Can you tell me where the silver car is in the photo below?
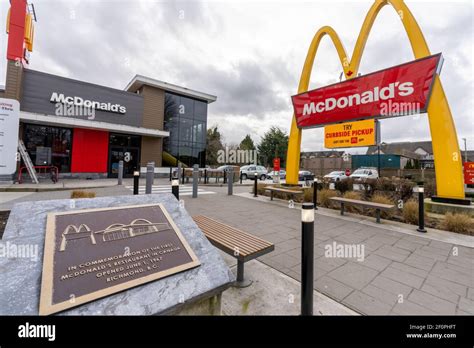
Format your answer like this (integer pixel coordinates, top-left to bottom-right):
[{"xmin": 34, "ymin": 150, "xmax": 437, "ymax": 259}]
[{"xmin": 240, "ymin": 165, "xmax": 268, "ymax": 180}]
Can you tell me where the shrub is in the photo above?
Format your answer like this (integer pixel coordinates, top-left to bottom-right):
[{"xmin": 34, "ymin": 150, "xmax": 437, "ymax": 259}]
[
  {"xmin": 319, "ymin": 189, "xmax": 338, "ymax": 208},
  {"xmin": 303, "ymin": 188, "xmax": 313, "ymax": 203},
  {"xmin": 423, "ymin": 179, "xmax": 437, "ymax": 198},
  {"xmin": 335, "ymin": 178, "xmax": 352, "ymax": 194},
  {"xmin": 398, "ymin": 179, "xmax": 415, "ymax": 201},
  {"xmin": 371, "ymin": 193, "xmax": 395, "ymax": 219},
  {"xmin": 441, "ymin": 213, "xmax": 472, "ymax": 234},
  {"xmin": 376, "ymin": 178, "xmax": 396, "ymax": 192},
  {"xmin": 70, "ymin": 190, "xmax": 96, "ymax": 199},
  {"xmin": 342, "ymin": 191, "xmax": 362, "ymax": 200},
  {"xmin": 402, "ymin": 199, "xmax": 419, "ymax": 224}
]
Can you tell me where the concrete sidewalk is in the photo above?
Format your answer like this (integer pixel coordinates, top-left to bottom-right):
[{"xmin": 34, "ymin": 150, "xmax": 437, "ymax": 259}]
[
  {"xmin": 0, "ymin": 178, "xmax": 121, "ymax": 192},
  {"xmin": 182, "ymin": 191, "xmax": 474, "ymax": 315}
]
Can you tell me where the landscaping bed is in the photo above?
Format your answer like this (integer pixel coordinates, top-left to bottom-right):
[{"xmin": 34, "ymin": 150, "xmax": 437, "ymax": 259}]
[{"xmin": 253, "ymin": 178, "xmax": 474, "ymax": 235}]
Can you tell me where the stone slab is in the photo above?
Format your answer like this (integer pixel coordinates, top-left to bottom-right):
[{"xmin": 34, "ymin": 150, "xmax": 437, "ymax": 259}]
[{"xmin": 0, "ymin": 194, "xmax": 234, "ymax": 315}]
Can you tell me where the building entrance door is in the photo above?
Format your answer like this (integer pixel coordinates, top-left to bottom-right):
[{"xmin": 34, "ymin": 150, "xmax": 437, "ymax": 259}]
[
  {"xmin": 108, "ymin": 147, "xmax": 140, "ymax": 178},
  {"xmin": 108, "ymin": 133, "xmax": 141, "ymax": 178}
]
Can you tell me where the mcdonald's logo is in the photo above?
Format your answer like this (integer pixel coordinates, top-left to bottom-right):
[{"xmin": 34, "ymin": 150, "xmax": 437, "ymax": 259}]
[{"xmin": 285, "ymin": 0, "xmax": 465, "ymax": 201}]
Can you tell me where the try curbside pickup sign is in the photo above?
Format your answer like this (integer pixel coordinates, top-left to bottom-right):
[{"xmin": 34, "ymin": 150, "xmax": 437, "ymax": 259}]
[
  {"xmin": 325, "ymin": 119, "xmax": 375, "ymax": 148},
  {"xmin": 292, "ymin": 54, "xmax": 442, "ymax": 129}
]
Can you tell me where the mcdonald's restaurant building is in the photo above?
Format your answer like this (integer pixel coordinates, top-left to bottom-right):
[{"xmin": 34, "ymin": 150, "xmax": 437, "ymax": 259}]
[{"xmin": 0, "ymin": 61, "xmax": 216, "ymax": 178}]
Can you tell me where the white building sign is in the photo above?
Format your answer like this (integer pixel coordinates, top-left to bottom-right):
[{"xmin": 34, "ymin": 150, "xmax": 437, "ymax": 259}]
[{"xmin": 0, "ymin": 98, "xmax": 20, "ymax": 175}]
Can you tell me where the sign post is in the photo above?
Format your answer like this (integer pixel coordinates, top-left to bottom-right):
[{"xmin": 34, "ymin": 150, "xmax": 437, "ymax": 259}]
[
  {"xmin": 0, "ymin": 98, "xmax": 20, "ymax": 176},
  {"xmin": 273, "ymin": 158, "xmax": 280, "ymax": 184}
]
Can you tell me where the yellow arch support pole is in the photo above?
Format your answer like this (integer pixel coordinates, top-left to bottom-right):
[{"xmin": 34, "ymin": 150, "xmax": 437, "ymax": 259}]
[{"xmin": 285, "ymin": 0, "xmax": 464, "ymax": 199}]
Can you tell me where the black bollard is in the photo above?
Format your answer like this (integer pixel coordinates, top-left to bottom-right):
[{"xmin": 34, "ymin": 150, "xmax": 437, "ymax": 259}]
[
  {"xmin": 240, "ymin": 171, "xmax": 243, "ymax": 184},
  {"xmin": 301, "ymin": 203, "xmax": 314, "ymax": 316},
  {"xmin": 414, "ymin": 184, "xmax": 426, "ymax": 233},
  {"xmin": 253, "ymin": 172, "xmax": 258, "ymax": 197},
  {"xmin": 133, "ymin": 169, "xmax": 140, "ymax": 195},
  {"xmin": 169, "ymin": 167, "xmax": 172, "ymax": 181},
  {"xmin": 313, "ymin": 179, "xmax": 318, "ymax": 210}
]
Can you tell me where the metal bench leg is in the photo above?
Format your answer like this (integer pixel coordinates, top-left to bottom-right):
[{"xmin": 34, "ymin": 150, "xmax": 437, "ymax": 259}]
[
  {"xmin": 233, "ymin": 260, "xmax": 252, "ymax": 288},
  {"xmin": 341, "ymin": 203, "xmax": 345, "ymax": 215},
  {"xmin": 376, "ymin": 209, "xmax": 381, "ymax": 223}
]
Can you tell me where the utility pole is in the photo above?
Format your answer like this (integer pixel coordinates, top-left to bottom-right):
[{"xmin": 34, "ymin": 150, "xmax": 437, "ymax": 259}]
[
  {"xmin": 462, "ymin": 138, "xmax": 467, "ymax": 163},
  {"xmin": 376, "ymin": 120, "xmax": 381, "ymax": 177}
]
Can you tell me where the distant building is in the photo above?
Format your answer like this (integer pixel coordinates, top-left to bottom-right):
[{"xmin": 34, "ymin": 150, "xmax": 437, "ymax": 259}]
[
  {"xmin": 367, "ymin": 141, "xmax": 433, "ymax": 169},
  {"xmin": 300, "ymin": 151, "xmax": 350, "ymax": 175}
]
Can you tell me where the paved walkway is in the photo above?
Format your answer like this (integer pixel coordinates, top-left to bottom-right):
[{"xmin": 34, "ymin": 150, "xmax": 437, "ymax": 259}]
[{"xmin": 182, "ymin": 191, "xmax": 474, "ymax": 315}]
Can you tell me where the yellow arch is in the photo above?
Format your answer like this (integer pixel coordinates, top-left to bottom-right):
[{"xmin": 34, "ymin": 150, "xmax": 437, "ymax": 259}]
[{"xmin": 286, "ymin": 0, "xmax": 464, "ymax": 200}]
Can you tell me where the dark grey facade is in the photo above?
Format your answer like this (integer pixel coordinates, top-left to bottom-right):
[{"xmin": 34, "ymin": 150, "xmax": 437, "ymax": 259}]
[{"xmin": 21, "ymin": 69, "xmax": 144, "ymax": 127}]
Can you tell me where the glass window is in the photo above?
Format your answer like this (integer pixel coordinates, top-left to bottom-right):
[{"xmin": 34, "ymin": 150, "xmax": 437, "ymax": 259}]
[
  {"xmin": 164, "ymin": 93, "xmax": 179, "ymax": 121},
  {"xmin": 179, "ymin": 96, "xmax": 194, "ymax": 119},
  {"xmin": 23, "ymin": 124, "xmax": 72, "ymax": 172},
  {"xmin": 192, "ymin": 120, "xmax": 206, "ymax": 144},
  {"xmin": 110, "ymin": 134, "xmax": 141, "ymax": 148},
  {"xmin": 179, "ymin": 118, "xmax": 194, "ymax": 142},
  {"xmin": 194, "ymin": 100, "xmax": 207, "ymax": 121},
  {"xmin": 164, "ymin": 93, "xmax": 209, "ymax": 168}
]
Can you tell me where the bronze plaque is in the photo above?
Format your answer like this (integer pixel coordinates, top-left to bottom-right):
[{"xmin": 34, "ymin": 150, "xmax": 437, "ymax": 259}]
[{"xmin": 39, "ymin": 203, "xmax": 200, "ymax": 315}]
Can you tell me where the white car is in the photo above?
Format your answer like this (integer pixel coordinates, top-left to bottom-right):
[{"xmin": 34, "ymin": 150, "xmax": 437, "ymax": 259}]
[
  {"xmin": 350, "ymin": 168, "xmax": 379, "ymax": 180},
  {"xmin": 324, "ymin": 171, "xmax": 348, "ymax": 182}
]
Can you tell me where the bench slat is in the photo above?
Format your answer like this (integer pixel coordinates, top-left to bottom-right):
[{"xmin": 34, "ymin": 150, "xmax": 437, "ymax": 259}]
[
  {"xmin": 195, "ymin": 222, "xmax": 261, "ymax": 255},
  {"xmin": 264, "ymin": 186, "xmax": 303, "ymax": 194},
  {"xmin": 194, "ymin": 222, "xmax": 268, "ymax": 252},
  {"xmin": 192, "ymin": 215, "xmax": 274, "ymax": 260},
  {"xmin": 330, "ymin": 197, "xmax": 394, "ymax": 209}
]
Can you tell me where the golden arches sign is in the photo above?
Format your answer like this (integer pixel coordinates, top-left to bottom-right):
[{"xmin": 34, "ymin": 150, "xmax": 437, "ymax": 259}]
[{"xmin": 286, "ymin": 0, "xmax": 465, "ymax": 200}]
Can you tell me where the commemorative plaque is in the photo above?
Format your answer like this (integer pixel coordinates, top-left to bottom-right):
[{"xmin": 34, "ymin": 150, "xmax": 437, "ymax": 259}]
[{"xmin": 39, "ymin": 203, "xmax": 200, "ymax": 315}]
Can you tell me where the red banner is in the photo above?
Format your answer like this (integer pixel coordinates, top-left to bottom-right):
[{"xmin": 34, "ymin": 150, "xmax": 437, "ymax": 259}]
[{"xmin": 292, "ymin": 54, "xmax": 442, "ymax": 128}]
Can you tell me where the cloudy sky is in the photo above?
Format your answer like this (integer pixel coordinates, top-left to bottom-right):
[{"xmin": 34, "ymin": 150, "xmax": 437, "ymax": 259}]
[{"xmin": 0, "ymin": 0, "xmax": 472, "ymax": 153}]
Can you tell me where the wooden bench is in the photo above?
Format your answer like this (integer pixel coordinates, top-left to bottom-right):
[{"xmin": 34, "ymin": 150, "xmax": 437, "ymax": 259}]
[
  {"xmin": 192, "ymin": 215, "xmax": 274, "ymax": 287},
  {"xmin": 264, "ymin": 186, "xmax": 304, "ymax": 201},
  {"xmin": 329, "ymin": 197, "xmax": 395, "ymax": 223}
]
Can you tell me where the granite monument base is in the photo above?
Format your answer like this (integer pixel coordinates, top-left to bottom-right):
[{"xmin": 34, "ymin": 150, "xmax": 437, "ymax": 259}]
[{"xmin": 0, "ymin": 193, "xmax": 234, "ymax": 315}]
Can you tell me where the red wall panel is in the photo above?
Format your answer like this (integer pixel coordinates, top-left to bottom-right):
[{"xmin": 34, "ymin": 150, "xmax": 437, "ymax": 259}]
[{"xmin": 71, "ymin": 129, "xmax": 108, "ymax": 173}]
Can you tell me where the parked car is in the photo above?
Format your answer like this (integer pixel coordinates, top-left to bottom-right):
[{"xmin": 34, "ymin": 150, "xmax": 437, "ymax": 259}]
[
  {"xmin": 324, "ymin": 171, "xmax": 349, "ymax": 182},
  {"xmin": 349, "ymin": 167, "xmax": 379, "ymax": 180},
  {"xmin": 267, "ymin": 169, "xmax": 286, "ymax": 179},
  {"xmin": 298, "ymin": 170, "xmax": 314, "ymax": 181},
  {"xmin": 240, "ymin": 165, "xmax": 268, "ymax": 180},
  {"xmin": 217, "ymin": 165, "xmax": 236, "ymax": 173}
]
